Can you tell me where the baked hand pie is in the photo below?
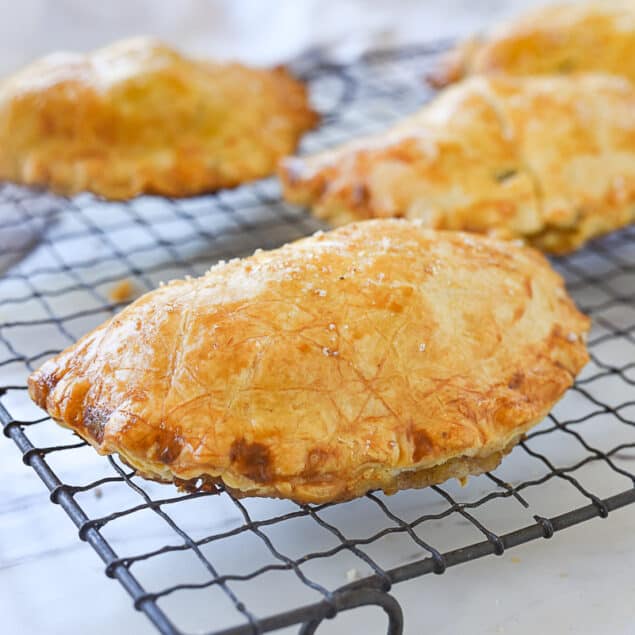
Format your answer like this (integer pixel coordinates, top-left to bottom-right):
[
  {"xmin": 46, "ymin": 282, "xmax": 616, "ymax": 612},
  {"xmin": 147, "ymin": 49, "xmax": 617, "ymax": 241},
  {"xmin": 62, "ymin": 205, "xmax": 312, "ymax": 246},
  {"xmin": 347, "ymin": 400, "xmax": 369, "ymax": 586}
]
[
  {"xmin": 0, "ymin": 37, "xmax": 317, "ymax": 199},
  {"xmin": 429, "ymin": 1, "xmax": 635, "ymax": 87},
  {"xmin": 280, "ymin": 74, "xmax": 635, "ymax": 254},
  {"xmin": 28, "ymin": 220, "xmax": 590, "ymax": 504}
]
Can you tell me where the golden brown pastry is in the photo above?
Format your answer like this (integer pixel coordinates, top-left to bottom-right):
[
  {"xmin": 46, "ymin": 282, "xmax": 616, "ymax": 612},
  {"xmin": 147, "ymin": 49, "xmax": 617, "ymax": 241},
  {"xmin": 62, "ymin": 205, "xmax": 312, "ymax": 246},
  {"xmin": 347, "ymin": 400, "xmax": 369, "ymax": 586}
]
[
  {"xmin": 429, "ymin": 1, "xmax": 635, "ymax": 87},
  {"xmin": 280, "ymin": 74, "xmax": 635, "ymax": 254},
  {"xmin": 28, "ymin": 220, "xmax": 590, "ymax": 504},
  {"xmin": 0, "ymin": 37, "xmax": 317, "ymax": 199}
]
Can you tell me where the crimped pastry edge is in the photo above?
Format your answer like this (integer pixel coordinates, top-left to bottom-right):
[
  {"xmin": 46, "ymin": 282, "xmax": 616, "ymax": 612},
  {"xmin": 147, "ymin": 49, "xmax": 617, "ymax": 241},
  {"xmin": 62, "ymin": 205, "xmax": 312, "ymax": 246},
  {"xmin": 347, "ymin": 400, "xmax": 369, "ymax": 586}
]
[
  {"xmin": 49, "ymin": 413, "xmax": 538, "ymax": 504},
  {"xmin": 27, "ymin": 222, "xmax": 590, "ymax": 504},
  {"xmin": 278, "ymin": 74, "xmax": 635, "ymax": 254}
]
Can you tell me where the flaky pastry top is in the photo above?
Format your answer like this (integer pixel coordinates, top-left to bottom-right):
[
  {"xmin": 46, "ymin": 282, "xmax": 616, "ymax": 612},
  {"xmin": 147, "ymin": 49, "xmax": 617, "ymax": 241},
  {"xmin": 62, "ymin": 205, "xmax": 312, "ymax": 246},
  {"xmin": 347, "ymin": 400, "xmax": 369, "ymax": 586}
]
[
  {"xmin": 429, "ymin": 1, "xmax": 635, "ymax": 87},
  {"xmin": 29, "ymin": 220, "xmax": 589, "ymax": 503},
  {"xmin": 280, "ymin": 74, "xmax": 635, "ymax": 253},
  {"xmin": 0, "ymin": 37, "xmax": 317, "ymax": 199}
]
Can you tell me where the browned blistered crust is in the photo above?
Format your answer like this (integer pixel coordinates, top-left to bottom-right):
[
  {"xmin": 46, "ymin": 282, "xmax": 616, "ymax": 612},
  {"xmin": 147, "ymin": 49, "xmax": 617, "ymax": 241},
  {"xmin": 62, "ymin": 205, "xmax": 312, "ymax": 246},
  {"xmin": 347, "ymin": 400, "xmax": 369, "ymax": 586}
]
[
  {"xmin": 279, "ymin": 74, "xmax": 635, "ymax": 254},
  {"xmin": 170, "ymin": 436, "xmax": 520, "ymax": 500},
  {"xmin": 0, "ymin": 37, "xmax": 318, "ymax": 200},
  {"xmin": 28, "ymin": 220, "xmax": 590, "ymax": 504},
  {"xmin": 429, "ymin": 1, "xmax": 635, "ymax": 88}
]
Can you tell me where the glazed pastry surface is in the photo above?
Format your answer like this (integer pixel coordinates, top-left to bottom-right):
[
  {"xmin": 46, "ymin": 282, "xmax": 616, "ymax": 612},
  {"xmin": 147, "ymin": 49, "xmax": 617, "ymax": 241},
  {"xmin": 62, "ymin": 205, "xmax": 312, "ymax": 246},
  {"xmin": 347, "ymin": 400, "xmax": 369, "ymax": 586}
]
[
  {"xmin": 29, "ymin": 220, "xmax": 590, "ymax": 503},
  {"xmin": 429, "ymin": 1, "xmax": 635, "ymax": 87},
  {"xmin": 280, "ymin": 74, "xmax": 635, "ymax": 253},
  {"xmin": 0, "ymin": 37, "xmax": 317, "ymax": 199}
]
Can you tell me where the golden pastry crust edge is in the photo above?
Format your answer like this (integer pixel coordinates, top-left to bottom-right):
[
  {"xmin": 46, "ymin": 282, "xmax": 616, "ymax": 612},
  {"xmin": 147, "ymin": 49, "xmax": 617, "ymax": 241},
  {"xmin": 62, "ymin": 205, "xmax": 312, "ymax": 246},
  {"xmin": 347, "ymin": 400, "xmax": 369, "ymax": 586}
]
[
  {"xmin": 27, "ymin": 223, "xmax": 591, "ymax": 504},
  {"xmin": 29, "ymin": 328, "xmax": 586, "ymax": 504},
  {"xmin": 0, "ymin": 41, "xmax": 319, "ymax": 200},
  {"xmin": 43, "ymin": 412, "xmax": 533, "ymax": 504},
  {"xmin": 278, "ymin": 74, "xmax": 635, "ymax": 255},
  {"xmin": 426, "ymin": 1, "xmax": 635, "ymax": 87}
]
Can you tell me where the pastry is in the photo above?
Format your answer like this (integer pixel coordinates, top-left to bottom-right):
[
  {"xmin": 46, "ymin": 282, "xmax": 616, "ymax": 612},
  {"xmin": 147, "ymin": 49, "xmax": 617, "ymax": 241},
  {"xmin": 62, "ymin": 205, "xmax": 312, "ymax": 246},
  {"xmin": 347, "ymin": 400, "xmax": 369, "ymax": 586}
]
[
  {"xmin": 280, "ymin": 74, "xmax": 635, "ymax": 254},
  {"xmin": 428, "ymin": 1, "xmax": 635, "ymax": 87},
  {"xmin": 0, "ymin": 37, "xmax": 317, "ymax": 199},
  {"xmin": 28, "ymin": 220, "xmax": 590, "ymax": 504}
]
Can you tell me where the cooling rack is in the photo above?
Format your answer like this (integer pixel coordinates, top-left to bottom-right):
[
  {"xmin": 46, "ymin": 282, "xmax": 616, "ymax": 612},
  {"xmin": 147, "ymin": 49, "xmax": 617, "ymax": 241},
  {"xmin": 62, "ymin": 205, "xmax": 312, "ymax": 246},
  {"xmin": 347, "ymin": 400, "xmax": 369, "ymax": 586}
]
[{"xmin": 1, "ymin": 43, "xmax": 635, "ymax": 635}]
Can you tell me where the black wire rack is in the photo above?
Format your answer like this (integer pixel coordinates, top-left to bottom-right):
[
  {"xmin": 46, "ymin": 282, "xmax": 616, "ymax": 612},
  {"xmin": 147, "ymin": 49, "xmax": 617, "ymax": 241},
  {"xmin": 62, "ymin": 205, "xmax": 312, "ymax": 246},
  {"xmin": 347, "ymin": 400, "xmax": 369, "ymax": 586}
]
[{"xmin": 2, "ymin": 43, "xmax": 635, "ymax": 635}]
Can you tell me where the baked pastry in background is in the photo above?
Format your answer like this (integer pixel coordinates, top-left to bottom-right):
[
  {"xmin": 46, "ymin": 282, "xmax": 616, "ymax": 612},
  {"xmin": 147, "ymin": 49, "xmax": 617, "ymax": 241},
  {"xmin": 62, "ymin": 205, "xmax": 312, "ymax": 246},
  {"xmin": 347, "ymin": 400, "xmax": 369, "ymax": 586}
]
[
  {"xmin": 29, "ymin": 220, "xmax": 590, "ymax": 504},
  {"xmin": 280, "ymin": 74, "xmax": 635, "ymax": 254},
  {"xmin": 428, "ymin": 1, "xmax": 635, "ymax": 87},
  {"xmin": 0, "ymin": 37, "xmax": 317, "ymax": 199}
]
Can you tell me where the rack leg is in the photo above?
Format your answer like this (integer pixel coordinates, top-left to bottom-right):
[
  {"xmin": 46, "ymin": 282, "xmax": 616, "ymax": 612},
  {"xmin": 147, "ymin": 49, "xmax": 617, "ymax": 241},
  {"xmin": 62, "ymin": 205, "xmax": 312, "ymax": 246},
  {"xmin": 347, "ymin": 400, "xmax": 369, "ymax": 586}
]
[{"xmin": 298, "ymin": 588, "xmax": 403, "ymax": 635}]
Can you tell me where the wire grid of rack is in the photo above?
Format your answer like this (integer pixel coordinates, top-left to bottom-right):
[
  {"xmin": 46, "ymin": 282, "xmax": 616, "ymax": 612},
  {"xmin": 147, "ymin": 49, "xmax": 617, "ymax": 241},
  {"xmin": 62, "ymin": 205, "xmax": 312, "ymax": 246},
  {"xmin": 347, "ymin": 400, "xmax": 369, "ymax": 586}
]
[{"xmin": 1, "ymin": 43, "xmax": 635, "ymax": 635}]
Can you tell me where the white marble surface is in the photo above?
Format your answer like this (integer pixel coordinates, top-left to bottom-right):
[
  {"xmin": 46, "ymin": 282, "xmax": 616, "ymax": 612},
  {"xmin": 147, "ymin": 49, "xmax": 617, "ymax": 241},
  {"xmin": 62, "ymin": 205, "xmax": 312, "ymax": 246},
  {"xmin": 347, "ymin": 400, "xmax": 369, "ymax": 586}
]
[
  {"xmin": 1, "ymin": 1, "xmax": 635, "ymax": 634},
  {"xmin": 2, "ymin": 446, "xmax": 634, "ymax": 635}
]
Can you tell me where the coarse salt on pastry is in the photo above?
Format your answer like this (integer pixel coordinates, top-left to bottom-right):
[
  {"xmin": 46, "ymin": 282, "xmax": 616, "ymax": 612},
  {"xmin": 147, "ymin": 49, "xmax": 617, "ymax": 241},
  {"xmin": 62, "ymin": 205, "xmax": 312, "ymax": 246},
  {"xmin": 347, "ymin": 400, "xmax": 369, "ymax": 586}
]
[{"xmin": 28, "ymin": 220, "xmax": 590, "ymax": 503}]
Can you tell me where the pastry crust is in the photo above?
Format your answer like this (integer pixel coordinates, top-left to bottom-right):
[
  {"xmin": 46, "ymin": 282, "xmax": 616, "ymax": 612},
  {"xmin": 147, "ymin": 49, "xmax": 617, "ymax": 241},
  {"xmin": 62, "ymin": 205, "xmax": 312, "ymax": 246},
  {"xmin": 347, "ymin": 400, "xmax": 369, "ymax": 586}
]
[
  {"xmin": 0, "ymin": 37, "xmax": 317, "ymax": 199},
  {"xmin": 280, "ymin": 74, "xmax": 635, "ymax": 254},
  {"xmin": 28, "ymin": 220, "xmax": 590, "ymax": 503},
  {"xmin": 428, "ymin": 1, "xmax": 635, "ymax": 87}
]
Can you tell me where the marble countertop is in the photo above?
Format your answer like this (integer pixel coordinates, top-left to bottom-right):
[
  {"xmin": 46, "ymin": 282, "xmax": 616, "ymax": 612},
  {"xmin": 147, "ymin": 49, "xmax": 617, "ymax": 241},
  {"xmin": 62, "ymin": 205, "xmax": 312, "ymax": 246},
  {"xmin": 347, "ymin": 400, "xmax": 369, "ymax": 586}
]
[
  {"xmin": 2, "ymin": 444, "xmax": 634, "ymax": 635},
  {"xmin": 1, "ymin": 1, "xmax": 634, "ymax": 634}
]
